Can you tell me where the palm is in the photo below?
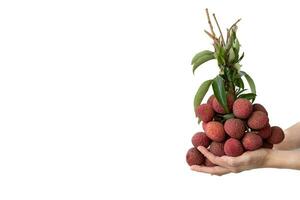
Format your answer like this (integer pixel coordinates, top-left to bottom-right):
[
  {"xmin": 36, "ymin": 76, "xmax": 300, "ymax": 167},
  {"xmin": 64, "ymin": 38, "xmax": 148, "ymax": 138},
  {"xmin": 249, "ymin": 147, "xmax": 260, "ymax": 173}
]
[{"xmin": 191, "ymin": 146, "xmax": 270, "ymax": 175}]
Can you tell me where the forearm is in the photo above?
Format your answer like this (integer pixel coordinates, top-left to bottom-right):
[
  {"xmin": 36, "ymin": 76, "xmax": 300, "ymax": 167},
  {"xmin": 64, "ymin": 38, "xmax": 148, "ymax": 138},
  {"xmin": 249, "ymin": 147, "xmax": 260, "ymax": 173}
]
[
  {"xmin": 264, "ymin": 149, "xmax": 300, "ymax": 170},
  {"xmin": 274, "ymin": 122, "xmax": 300, "ymax": 150}
]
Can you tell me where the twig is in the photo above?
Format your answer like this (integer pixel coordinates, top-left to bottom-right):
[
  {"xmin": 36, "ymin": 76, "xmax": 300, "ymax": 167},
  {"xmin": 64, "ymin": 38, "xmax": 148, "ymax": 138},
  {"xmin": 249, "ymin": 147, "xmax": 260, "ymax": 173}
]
[
  {"xmin": 212, "ymin": 13, "xmax": 225, "ymax": 46},
  {"xmin": 226, "ymin": 28, "xmax": 230, "ymax": 43},
  {"xmin": 205, "ymin": 8, "xmax": 216, "ymax": 38},
  {"xmin": 204, "ymin": 30, "xmax": 219, "ymax": 44},
  {"xmin": 229, "ymin": 18, "xmax": 242, "ymax": 30}
]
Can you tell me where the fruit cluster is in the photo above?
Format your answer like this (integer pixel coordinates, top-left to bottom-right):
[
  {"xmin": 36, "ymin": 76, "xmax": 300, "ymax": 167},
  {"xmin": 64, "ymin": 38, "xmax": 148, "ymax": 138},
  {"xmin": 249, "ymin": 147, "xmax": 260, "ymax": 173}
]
[{"xmin": 186, "ymin": 96, "xmax": 285, "ymax": 166}]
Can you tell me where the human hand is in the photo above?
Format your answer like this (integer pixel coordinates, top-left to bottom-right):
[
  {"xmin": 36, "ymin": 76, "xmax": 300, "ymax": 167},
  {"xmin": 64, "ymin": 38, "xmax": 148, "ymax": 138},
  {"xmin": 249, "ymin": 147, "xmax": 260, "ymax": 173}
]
[{"xmin": 191, "ymin": 146, "xmax": 271, "ymax": 176}]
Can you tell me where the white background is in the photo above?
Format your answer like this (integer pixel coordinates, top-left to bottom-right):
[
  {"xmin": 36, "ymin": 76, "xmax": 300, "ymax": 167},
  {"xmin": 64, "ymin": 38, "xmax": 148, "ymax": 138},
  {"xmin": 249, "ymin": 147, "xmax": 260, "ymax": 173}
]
[{"xmin": 0, "ymin": 0, "xmax": 299, "ymax": 199}]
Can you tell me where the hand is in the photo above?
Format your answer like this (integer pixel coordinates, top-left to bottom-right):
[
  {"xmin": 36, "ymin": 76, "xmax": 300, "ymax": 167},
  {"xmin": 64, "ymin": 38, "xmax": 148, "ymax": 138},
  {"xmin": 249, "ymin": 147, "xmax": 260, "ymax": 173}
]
[{"xmin": 191, "ymin": 146, "xmax": 271, "ymax": 176}]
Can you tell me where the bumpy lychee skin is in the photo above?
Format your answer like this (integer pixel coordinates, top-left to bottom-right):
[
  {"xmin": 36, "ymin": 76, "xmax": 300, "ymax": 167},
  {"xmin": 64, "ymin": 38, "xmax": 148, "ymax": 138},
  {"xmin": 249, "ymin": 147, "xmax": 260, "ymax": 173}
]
[
  {"xmin": 212, "ymin": 94, "xmax": 235, "ymax": 114},
  {"xmin": 191, "ymin": 132, "xmax": 211, "ymax": 148},
  {"xmin": 262, "ymin": 141, "xmax": 273, "ymax": 149},
  {"xmin": 195, "ymin": 104, "xmax": 215, "ymax": 122},
  {"xmin": 224, "ymin": 138, "xmax": 244, "ymax": 157},
  {"xmin": 258, "ymin": 124, "xmax": 271, "ymax": 139},
  {"xmin": 206, "ymin": 121, "xmax": 225, "ymax": 142},
  {"xmin": 207, "ymin": 95, "xmax": 215, "ymax": 107},
  {"xmin": 233, "ymin": 98, "xmax": 253, "ymax": 119},
  {"xmin": 205, "ymin": 158, "xmax": 216, "ymax": 167},
  {"xmin": 267, "ymin": 126, "xmax": 285, "ymax": 144},
  {"xmin": 253, "ymin": 103, "xmax": 268, "ymax": 116},
  {"xmin": 247, "ymin": 111, "xmax": 269, "ymax": 130},
  {"xmin": 224, "ymin": 118, "xmax": 246, "ymax": 139},
  {"xmin": 242, "ymin": 132, "xmax": 263, "ymax": 151},
  {"xmin": 209, "ymin": 141, "xmax": 225, "ymax": 156},
  {"xmin": 186, "ymin": 147, "xmax": 205, "ymax": 166}
]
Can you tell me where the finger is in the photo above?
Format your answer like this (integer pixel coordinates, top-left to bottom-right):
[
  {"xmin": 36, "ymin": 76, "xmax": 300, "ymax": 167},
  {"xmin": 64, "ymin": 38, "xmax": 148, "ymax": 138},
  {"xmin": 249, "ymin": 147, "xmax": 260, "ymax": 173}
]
[
  {"xmin": 190, "ymin": 165, "xmax": 231, "ymax": 176},
  {"xmin": 197, "ymin": 146, "xmax": 226, "ymax": 166}
]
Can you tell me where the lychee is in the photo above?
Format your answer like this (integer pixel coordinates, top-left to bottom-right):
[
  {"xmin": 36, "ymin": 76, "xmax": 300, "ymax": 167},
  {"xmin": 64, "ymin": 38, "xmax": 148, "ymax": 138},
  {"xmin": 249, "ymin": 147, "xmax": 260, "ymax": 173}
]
[
  {"xmin": 262, "ymin": 141, "xmax": 273, "ymax": 149},
  {"xmin": 253, "ymin": 103, "xmax": 268, "ymax": 116},
  {"xmin": 205, "ymin": 121, "xmax": 225, "ymax": 142},
  {"xmin": 247, "ymin": 111, "xmax": 269, "ymax": 130},
  {"xmin": 205, "ymin": 158, "xmax": 216, "ymax": 167},
  {"xmin": 212, "ymin": 94, "xmax": 234, "ymax": 114},
  {"xmin": 186, "ymin": 147, "xmax": 205, "ymax": 166},
  {"xmin": 267, "ymin": 126, "xmax": 285, "ymax": 144},
  {"xmin": 195, "ymin": 103, "xmax": 215, "ymax": 122},
  {"xmin": 232, "ymin": 98, "xmax": 253, "ymax": 119},
  {"xmin": 209, "ymin": 141, "xmax": 225, "ymax": 156},
  {"xmin": 257, "ymin": 124, "xmax": 271, "ymax": 139},
  {"xmin": 242, "ymin": 132, "xmax": 263, "ymax": 151},
  {"xmin": 224, "ymin": 138, "xmax": 244, "ymax": 157},
  {"xmin": 207, "ymin": 95, "xmax": 215, "ymax": 107},
  {"xmin": 191, "ymin": 132, "xmax": 211, "ymax": 148},
  {"xmin": 224, "ymin": 118, "xmax": 246, "ymax": 139}
]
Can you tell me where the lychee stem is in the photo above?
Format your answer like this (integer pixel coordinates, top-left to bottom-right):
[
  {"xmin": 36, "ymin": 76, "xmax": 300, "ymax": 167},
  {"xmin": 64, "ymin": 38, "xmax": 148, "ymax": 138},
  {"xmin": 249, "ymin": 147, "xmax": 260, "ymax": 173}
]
[
  {"xmin": 205, "ymin": 8, "xmax": 217, "ymax": 44},
  {"xmin": 212, "ymin": 13, "xmax": 225, "ymax": 46}
]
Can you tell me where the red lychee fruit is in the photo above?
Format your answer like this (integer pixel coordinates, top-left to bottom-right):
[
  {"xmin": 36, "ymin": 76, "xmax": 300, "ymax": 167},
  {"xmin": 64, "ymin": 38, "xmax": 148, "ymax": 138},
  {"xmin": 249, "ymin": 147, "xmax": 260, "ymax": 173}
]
[
  {"xmin": 224, "ymin": 118, "xmax": 246, "ymax": 139},
  {"xmin": 206, "ymin": 121, "xmax": 225, "ymax": 142},
  {"xmin": 232, "ymin": 98, "xmax": 253, "ymax": 119},
  {"xmin": 262, "ymin": 141, "xmax": 273, "ymax": 149},
  {"xmin": 212, "ymin": 94, "xmax": 235, "ymax": 114},
  {"xmin": 209, "ymin": 141, "xmax": 225, "ymax": 156},
  {"xmin": 186, "ymin": 147, "xmax": 205, "ymax": 166},
  {"xmin": 267, "ymin": 126, "xmax": 285, "ymax": 144},
  {"xmin": 202, "ymin": 122, "xmax": 208, "ymax": 132},
  {"xmin": 191, "ymin": 132, "xmax": 211, "ymax": 148},
  {"xmin": 253, "ymin": 103, "xmax": 268, "ymax": 116},
  {"xmin": 195, "ymin": 103, "xmax": 215, "ymax": 122},
  {"xmin": 205, "ymin": 158, "xmax": 216, "ymax": 167},
  {"xmin": 257, "ymin": 123, "xmax": 271, "ymax": 139},
  {"xmin": 247, "ymin": 111, "xmax": 269, "ymax": 130},
  {"xmin": 224, "ymin": 138, "xmax": 244, "ymax": 157},
  {"xmin": 242, "ymin": 132, "xmax": 263, "ymax": 151},
  {"xmin": 207, "ymin": 95, "xmax": 215, "ymax": 107}
]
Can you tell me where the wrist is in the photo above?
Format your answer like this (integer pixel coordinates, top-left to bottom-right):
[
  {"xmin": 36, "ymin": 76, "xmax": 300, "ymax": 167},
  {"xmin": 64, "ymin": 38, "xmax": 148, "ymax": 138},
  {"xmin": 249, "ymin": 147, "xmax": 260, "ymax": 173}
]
[{"xmin": 263, "ymin": 149, "xmax": 276, "ymax": 168}]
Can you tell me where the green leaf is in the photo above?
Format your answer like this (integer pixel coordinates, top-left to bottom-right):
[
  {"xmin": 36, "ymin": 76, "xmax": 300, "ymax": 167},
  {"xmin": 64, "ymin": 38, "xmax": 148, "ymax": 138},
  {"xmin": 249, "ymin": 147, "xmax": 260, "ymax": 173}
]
[
  {"xmin": 222, "ymin": 113, "xmax": 235, "ymax": 120},
  {"xmin": 238, "ymin": 93, "xmax": 257, "ymax": 100},
  {"xmin": 233, "ymin": 63, "xmax": 241, "ymax": 71},
  {"xmin": 228, "ymin": 48, "xmax": 235, "ymax": 63},
  {"xmin": 233, "ymin": 38, "xmax": 240, "ymax": 53},
  {"xmin": 239, "ymin": 71, "xmax": 256, "ymax": 95},
  {"xmin": 192, "ymin": 53, "xmax": 215, "ymax": 74},
  {"xmin": 193, "ymin": 79, "xmax": 213, "ymax": 109},
  {"xmin": 235, "ymin": 77, "xmax": 244, "ymax": 89},
  {"xmin": 197, "ymin": 118, "xmax": 201, "ymax": 124},
  {"xmin": 191, "ymin": 50, "xmax": 214, "ymax": 65},
  {"xmin": 236, "ymin": 88, "xmax": 247, "ymax": 96},
  {"xmin": 225, "ymin": 30, "xmax": 236, "ymax": 51},
  {"xmin": 237, "ymin": 52, "xmax": 244, "ymax": 62},
  {"xmin": 212, "ymin": 76, "xmax": 229, "ymax": 113},
  {"xmin": 215, "ymin": 44, "xmax": 226, "ymax": 67}
]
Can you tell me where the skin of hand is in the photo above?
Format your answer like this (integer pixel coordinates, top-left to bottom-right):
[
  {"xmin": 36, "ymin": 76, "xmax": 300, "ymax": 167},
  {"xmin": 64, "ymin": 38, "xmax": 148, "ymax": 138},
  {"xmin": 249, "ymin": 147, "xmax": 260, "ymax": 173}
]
[
  {"xmin": 192, "ymin": 146, "xmax": 300, "ymax": 176},
  {"xmin": 274, "ymin": 122, "xmax": 300, "ymax": 150},
  {"xmin": 191, "ymin": 146, "xmax": 271, "ymax": 176}
]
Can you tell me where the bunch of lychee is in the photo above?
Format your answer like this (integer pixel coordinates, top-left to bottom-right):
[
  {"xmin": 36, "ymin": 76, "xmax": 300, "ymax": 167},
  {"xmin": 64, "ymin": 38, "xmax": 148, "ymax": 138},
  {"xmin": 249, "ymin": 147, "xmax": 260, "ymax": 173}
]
[{"xmin": 186, "ymin": 95, "xmax": 285, "ymax": 166}]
